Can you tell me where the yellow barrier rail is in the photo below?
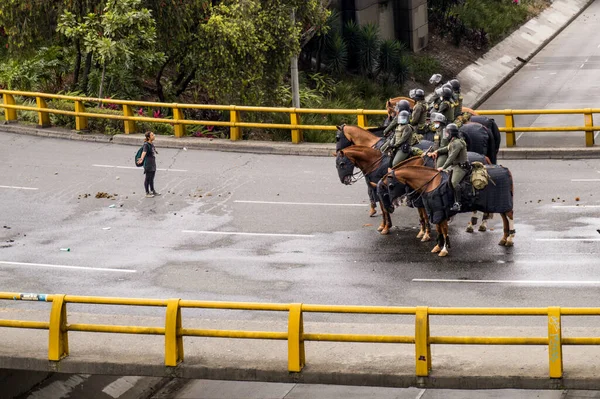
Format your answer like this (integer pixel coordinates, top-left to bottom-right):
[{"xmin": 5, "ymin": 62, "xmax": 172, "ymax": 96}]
[
  {"xmin": 3, "ymin": 292, "xmax": 600, "ymax": 378},
  {"xmin": 0, "ymin": 90, "xmax": 597, "ymax": 146}
]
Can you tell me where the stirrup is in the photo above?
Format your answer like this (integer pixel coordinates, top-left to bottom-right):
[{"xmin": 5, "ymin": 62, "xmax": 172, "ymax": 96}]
[{"xmin": 450, "ymin": 202, "xmax": 461, "ymax": 212}]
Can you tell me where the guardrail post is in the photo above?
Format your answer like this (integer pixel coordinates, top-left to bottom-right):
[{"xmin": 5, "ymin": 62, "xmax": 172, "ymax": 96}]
[
  {"xmin": 230, "ymin": 106, "xmax": 241, "ymax": 141},
  {"xmin": 583, "ymin": 108, "xmax": 594, "ymax": 147},
  {"xmin": 165, "ymin": 298, "xmax": 184, "ymax": 366},
  {"xmin": 357, "ymin": 111, "xmax": 367, "ymax": 128},
  {"xmin": 36, "ymin": 96, "xmax": 51, "ymax": 128},
  {"xmin": 48, "ymin": 294, "xmax": 69, "ymax": 361},
  {"xmin": 122, "ymin": 104, "xmax": 136, "ymax": 134},
  {"xmin": 74, "ymin": 100, "xmax": 88, "ymax": 131},
  {"xmin": 290, "ymin": 110, "xmax": 302, "ymax": 144},
  {"xmin": 3, "ymin": 93, "xmax": 17, "ymax": 122},
  {"xmin": 548, "ymin": 307, "xmax": 563, "ymax": 378},
  {"xmin": 415, "ymin": 306, "xmax": 431, "ymax": 376},
  {"xmin": 288, "ymin": 303, "xmax": 305, "ymax": 372},
  {"xmin": 173, "ymin": 106, "xmax": 185, "ymax": 138},
  {"xmin": 504, "ymin": 110, "xmax": 516, "ymax": 147}
]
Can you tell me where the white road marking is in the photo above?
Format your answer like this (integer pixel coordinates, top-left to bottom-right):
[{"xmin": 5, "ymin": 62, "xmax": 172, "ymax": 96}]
[
  {"xmin": 415, "ymin": 389, "xmax": 427, "ymax": 399},
  {"xmin": 0, "ymin": 261, "xmax": 136, "ymax": 273},
  {"xmin": 0, "ymin": 185, "xmax": 38, "ymax": 190},
  {"xmin": 571, "ymin": 179, "xmax": 600, "ymax": 181},
  {"xmin": 552, "ymin": 205, "xmax": 600, "ymax": 208},
  {"xmin": 595, "ymin": 131, "xmax": 600, "ymax": 140},
  {"xmin": 183, "ymin": 230, "xmax": 314, "ymax": 238},
  {"xmin": 234, "ymin": 200, "xmax": 365, "ymax": 207},
  {"xmin": 516, "ymin": 132, "xmax": 525, "ymax": 141},
  {"xmin": 92, "ymin": 164, "xmax": 187, "ymax": 172},
  {"xmin": 413, "ymin": 279, "xmax": 600, "ymax": 285},
  {"xmin": 549, "ymin": 72, "xmax": 557, "ymax": 75},
  {"xmin": 536, "ymin": 238, "xmax": 600, "ymax": 241},
  {"xmin": 102, "ymin": 376, "xmax": 143, "ymax": 398},
  {"xmin": 580, "ymin": 63, "xmax": 585, "ymax": 68}
]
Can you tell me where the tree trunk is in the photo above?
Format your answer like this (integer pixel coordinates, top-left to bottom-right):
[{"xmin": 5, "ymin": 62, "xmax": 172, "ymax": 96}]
[
  {"xmin": 81, "ymin": 52, "xmax": 93, "ymax": 94},
  {"xmin": 155, "ymin": 57, "xmax": 172, "ymax": 103},
  {"xmin": 98, "ymin": 64, "xmax": 106, "ymax": 100},
  {"xmin": 72, "ymin": 40, "xmax": 82, "ymax": 90},
  {"xmin": 175, "ymin": 68, "xmax": 197, "ymax": 97}
]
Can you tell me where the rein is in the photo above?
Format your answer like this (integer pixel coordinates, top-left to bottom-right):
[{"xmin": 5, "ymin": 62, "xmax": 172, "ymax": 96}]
[{"xmin": 400, "ymin": 169, "xmax": 443, "ymax": 203}]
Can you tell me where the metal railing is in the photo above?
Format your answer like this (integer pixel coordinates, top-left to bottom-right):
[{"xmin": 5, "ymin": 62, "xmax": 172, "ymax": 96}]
[
  {"xmin": 0, "ymin": 89, "xmax": 597, "ymax": 147},
  {"xmin": 2, "ymin": 292, "xmax": 600, "ymax": 378}
]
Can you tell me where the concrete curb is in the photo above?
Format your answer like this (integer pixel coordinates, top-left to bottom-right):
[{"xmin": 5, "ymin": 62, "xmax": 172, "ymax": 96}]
[
  {"xmin": 1, "ymin": 356, "xmax": 600, "ymax": 390},
  {"xmin": 2, "ymin": 124, "xmax": 599, "ymax": 160}
]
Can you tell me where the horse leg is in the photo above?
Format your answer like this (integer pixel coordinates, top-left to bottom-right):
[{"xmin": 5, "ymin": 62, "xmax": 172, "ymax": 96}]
[
  {"xmin": 479, "ymin": 212, "xmax": 492, "ymax": 232},
  {"xmin": 439, "ymin": 220, "xmax": 450, "ymax": 257},
  {"xmin": 369, "ymin": 202, "xmax": 377, "ymax": 217},
  {"xmin": 431, "ymin": 224, "xmax": 443, "ymax": 253},
  {"xmin": 504, "ymin": 211, "xmax": 515, "ymax": 246},
  {"xmin": 380, "ymin": 204, "xmax": 391, "ymax": 235},
  {"xmin": 416, "ymin": 208, "xmax": 425, "ymax": 238},
  {"xmin": 466, "ymin": 211, "xmax": 477, "ymax": 233},
  {"xmin": 421, "ymin": 208, "xmax": 431, "ymax": 242}
]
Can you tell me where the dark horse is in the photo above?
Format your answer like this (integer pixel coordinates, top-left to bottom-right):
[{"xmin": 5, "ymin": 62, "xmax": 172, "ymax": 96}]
[{"xmin": 382, "ymin": 165, "xmax": 515, "ymax": 256}]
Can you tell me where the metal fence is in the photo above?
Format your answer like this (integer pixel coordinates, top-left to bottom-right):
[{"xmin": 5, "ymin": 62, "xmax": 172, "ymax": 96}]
[
  {"xmin": 3, "ymin": 292, "xmax": 600, "ymax": 378},
  {"xmin": 0, "ymin": 89, "xmax": 596, "ymax": 146}
]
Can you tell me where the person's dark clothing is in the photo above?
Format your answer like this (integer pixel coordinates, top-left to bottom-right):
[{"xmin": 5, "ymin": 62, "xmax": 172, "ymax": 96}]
[{"xmin": 143, "ymin": 142, "xmax": 156, "ymax": 172}]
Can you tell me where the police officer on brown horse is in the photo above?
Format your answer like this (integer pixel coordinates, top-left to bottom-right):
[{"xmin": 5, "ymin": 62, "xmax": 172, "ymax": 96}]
[{"xmin": 430, "ymin": 123, "xmax": 468, "ymax": 212}]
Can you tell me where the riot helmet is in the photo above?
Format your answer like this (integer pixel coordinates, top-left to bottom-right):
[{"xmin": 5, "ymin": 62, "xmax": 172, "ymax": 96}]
[
  {"xmin": 398, "ymin": 110, "xmax": 410, "ymax": 125},
  {"xmin": 414, "ymin": 89, "xmax": 425, "ymax": 101},
  {"xmin": 429, "ymin": 73, "xmax": 442, "ymax": 85},
  {"xmin": 442, "ymin": 86, "xmax": 453, "ymax": 100},
  {"xmin": 450, "ymin": 79, "xmax": 460, "ymax": 92},
  {"xmin": 397, "ymin": 100, "xmax": 411, "ymax": 113},
  {"xmin": 408, "ymin": 89, "xmax": 416, "ymax": 99},
  {"xmin": 446, "ymin": 123, "xmax": 460, "ymax": 139},
  {"xmin": 430, "ymin": 112, "xmax": 446, "ymax": 130}
]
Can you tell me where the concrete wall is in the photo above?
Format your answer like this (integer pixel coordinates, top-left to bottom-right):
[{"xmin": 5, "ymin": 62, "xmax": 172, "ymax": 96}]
[{"xmin": 338, "ymin": 0, "xmax": 429, "ymax": 52}]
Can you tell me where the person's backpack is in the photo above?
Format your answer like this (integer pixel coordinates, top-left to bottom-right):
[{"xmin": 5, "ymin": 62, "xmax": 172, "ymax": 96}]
[
  {"xmin": 135, "ymin": 145, "xmax": 145, "ymax": 167},
  {"xmin": 470, "ymin": 161, "xmax": 489, "ymax": 190}
]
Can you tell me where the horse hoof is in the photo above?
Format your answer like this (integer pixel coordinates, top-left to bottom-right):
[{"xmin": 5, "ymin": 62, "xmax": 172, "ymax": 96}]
[
  {"xmin": 478, "ymin": 225, "xmax": 487, "ymax": 232},
  {"xmin": 369, "ymin": 208, "xmax": 377, "ymax": 217},
  {"xmin": 505, "ymin": 240, "xmax": 514, "ymax": 247},
  {"xmin": 466, "ymin": 225, "xmax": 474, "ymax": 233},
  {"xmin": 421, "ymin": 235, "xmax": 431, "ymax": 242},
  {"xmin": 439, "ymin": 249, "xmax": 449, "ymax": 257},
  {"xmin": 377, "ymin": 225, "xmax": 384, "ymax": 232},
  {"xmin": 381, "ymin": 228, "xmax": 389, "ymax": 235},
  {"xmin": 431, "ymin": 245, "xmax": 441, "ymax": 253},
  {"xmin": 416, "ymin": 231, "xmax": 424, "ymax": 239},
  {"xmin": 498, "ymin": 239, "xmax": 507, "ymax": 246}
]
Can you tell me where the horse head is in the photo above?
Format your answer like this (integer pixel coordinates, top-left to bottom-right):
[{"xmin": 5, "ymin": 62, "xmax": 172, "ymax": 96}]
[
  {"xmin": 386, "ymin": 171, "xmax": 409, "ymax": 208},
  {"xmin": 335, "ymin": 124, "xmax": 352, "ymax": 152},
  {"xmin": 335, "ymin": 150, "xmax": 355, "ymax": 185}
]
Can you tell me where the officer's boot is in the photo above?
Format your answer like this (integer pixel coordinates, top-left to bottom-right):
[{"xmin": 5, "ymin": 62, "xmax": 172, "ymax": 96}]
[{"xmin": 451, "ymin": 187, "xmax": 462, "ymax": 212}]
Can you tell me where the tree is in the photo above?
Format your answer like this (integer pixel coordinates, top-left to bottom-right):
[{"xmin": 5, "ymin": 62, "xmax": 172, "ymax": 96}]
[{"xmin": 58, "ymin": 0, "xmax": 163, "ymax": 99}]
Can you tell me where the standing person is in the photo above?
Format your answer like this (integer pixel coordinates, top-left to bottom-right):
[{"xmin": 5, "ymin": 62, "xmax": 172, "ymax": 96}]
[
  {"xmin": 137, "ymin": 131, "xmax": 160, "ymax": 198},
  {"xmin": 410, "ymin": 89, "xmax": 427, "ymax": 138}
]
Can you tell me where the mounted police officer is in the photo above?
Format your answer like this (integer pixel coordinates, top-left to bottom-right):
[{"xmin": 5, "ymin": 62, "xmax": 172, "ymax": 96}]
[
  {"xmin": 381, "ymin": 110, "xmax": 419, "ymax": 167},
  {"xmin": 410, "ymin": 89, "xmax": 427, "ymax": 138},
  {"xmin": 383, "ymin": 100, "xmax": 411, "ymax": 137},
  {"xmin": 450, "ymin": 79, "xmax": 463, "ymax": 119},
  {"xmin": 438, "ymin": 86, "xmax": 455, "ymax": 124},
  {"xmin": 429, "ymin": 112, "xmax": 447, "ymax": 152},
  {"xmin": 430, "ymin": 123, "xmax": 468, "ymax": 212}
]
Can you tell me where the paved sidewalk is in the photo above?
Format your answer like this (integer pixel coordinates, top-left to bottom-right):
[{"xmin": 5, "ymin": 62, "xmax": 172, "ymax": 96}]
[{"xmin": 459, "ymin": 0, "xmax": 595, "ymax": 108}]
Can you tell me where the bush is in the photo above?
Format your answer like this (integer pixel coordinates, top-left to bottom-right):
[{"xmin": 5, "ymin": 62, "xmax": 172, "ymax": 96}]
[{"xmin": 408, "ymin": 55, "xmax": 441, "ymax": 84}]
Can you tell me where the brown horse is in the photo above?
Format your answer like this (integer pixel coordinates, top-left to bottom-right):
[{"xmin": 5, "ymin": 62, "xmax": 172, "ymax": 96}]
[{"xmin": 386, "ymin": 165, "xmax": 515, "ymax": 257}]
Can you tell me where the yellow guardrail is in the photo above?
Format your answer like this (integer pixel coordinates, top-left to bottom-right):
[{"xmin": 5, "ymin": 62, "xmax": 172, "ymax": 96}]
[
  {"xmin": 0, "ymin": 90, "xmax": 596, "ymax": 146},
  {"xmin": 3, "ymin": 292, "xmax": 600, "ymax": 378}
]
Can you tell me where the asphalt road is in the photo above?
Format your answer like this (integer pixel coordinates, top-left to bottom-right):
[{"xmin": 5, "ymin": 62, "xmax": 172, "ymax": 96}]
[
  {"xmin": 479, "ymin": 0, "xmax": 600, "ymax": 148},
  {"xmin": 1, "ymin": 133, "xmax": 599, "ymax": 328}
]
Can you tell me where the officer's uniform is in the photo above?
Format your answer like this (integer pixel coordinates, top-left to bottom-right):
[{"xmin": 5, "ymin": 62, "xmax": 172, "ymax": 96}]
[
  {"xmin": 452, "ymin": 92, "xmax": 464, "ymax": 119},
  {"xmin": 410, "ymin": 100, "xmax": 427, "ymax": 137},
  {"xmin": 434, "ymin": 132, "xmax": 450, "ymax": 168},
  {"xmin": 388, "ymin": 124, "xmax": 419, "ymax": 166},
  {"xmin": 438, "ymin": 100, "xmax": 455, "ymax": 125},
  {"xmin": 437, "ymin": 137, "xmax": 468, "ymax": 189}
]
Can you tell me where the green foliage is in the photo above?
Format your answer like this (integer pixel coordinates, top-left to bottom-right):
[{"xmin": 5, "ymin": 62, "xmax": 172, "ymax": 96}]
[
  {"xmin": 452, "ymin": 0, "xmax": 529, "ymax": 43},
  {"xmin": 408, "ymin": 55, "xmax": 441, "ymax": 84},
  {"xmin": 0, "ymin": 46, "xmax": 68, "ymax": 92},
  {"xmin": 358, "ymin": 23, "xmax": 380, "ymax": 76},
  {"xmin": 324, "ymin": 33, "xmax": 348, "ymax": 75}
]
